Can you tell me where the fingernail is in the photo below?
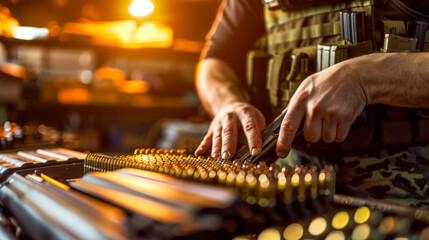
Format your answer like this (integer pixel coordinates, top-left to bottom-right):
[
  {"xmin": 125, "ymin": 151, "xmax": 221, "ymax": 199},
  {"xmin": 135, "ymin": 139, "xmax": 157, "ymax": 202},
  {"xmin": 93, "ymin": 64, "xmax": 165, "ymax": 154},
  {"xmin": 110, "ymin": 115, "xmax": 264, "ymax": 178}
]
[
  {"xmin": 222, "ymin": 151, "xmax": 231, "ymax": 159},
  {"xmin": 277, "ymin": 151, "xmax": 287, "ymax": 158},
  {"xmin": 212, "ymin": 152, "xmax": 220, "ymax": 158},
  {"xmin": 251, "ymin": 147, "xmax": 260, "ymax": 156}
]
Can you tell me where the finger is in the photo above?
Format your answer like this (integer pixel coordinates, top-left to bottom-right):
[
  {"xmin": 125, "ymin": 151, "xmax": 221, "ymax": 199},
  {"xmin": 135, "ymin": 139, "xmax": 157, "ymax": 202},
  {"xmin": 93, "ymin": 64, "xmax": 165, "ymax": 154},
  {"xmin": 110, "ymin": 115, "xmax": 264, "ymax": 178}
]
[
  {"xmin": 221, "ymin": 115, "xmax": 239, "ymax": 159},
  {"xmin": 321, "ymin": 119, "xmax": 337, "ymax": 143},
  {"xmin": 304, "ymin": 113, "xmax": 322, "ymax": 143},
  {"xmin": 211, "ymin": 128, "xmax": 222, "ymax": 158},
  {"xmin": 237, "ymin": 112, "xmax": 262, "ymax": 157},
  {"xmin": 276, "ymin": 105, "xmax": 305, "ymax": 158},
  {"xmin": 335, "ymin": 122, "xmax": 351, "ymax": 142},
  {"xmin": 195, "ymin": 131, "xmax": 213, "ymax": 156}
]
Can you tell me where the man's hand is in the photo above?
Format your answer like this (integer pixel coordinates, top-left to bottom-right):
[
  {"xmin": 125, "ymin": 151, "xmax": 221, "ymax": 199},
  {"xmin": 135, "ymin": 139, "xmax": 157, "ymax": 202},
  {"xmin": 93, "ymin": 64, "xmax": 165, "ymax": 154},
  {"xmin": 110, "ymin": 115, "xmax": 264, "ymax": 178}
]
[
  {"xmin": 195, "ymin": 102, "xmax": 266, "ymax": 159},
  {"xmin": 276, "ymin": 61, "xmax": 367, "ymax": 158}
]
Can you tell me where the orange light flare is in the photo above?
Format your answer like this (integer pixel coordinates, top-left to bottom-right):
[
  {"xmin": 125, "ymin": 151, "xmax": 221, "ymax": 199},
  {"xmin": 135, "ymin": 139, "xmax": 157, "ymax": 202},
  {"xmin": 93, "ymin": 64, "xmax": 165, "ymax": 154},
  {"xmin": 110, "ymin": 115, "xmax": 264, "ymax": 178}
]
[
  {"xmin": 119, "ymin": 80, "xmax": 150, "ymax": 94},
  {"xmin": 62, "ymin": 20, "xmax": 173, "ymax": 48},
  {"xmin": 129, "ymin": 0, "xmax": 154, "ymax": 17},
  {"xmin": 95, "ymin": 66, "xmax": 126, "ymax": 87},
  {"xmin": 57, "ymin": 88, "xmax": 93, "ymax": 105},
  {"xmin": 0, "ymin": 62, "xmax": 26, "ymax": 79},
  {"xmin": 0, "ymin": 4, "xmax": 20, "ymax": 38}
]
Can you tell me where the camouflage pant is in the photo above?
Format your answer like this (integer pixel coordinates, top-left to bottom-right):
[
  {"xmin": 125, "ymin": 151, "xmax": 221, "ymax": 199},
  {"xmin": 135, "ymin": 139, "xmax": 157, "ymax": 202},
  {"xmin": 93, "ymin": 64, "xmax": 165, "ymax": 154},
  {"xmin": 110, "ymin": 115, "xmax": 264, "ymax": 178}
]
[{"xmin": 280, "ymin": 145, "xmax": 429, "ymax": 208}]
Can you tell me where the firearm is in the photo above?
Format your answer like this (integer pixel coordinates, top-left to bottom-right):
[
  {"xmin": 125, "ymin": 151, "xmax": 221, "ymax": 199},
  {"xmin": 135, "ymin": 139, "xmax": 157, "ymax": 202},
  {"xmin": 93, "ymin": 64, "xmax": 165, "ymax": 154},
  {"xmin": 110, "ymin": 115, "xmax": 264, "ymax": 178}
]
[{"xmin": 234, "ymin": 111, "xmax": 366, "ymax": 165}]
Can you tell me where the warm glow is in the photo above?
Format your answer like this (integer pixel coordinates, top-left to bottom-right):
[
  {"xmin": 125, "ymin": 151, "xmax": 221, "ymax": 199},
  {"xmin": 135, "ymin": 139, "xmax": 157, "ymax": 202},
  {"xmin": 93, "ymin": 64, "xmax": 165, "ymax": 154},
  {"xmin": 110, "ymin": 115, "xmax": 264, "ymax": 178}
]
[
  {"xmin": 283, "ymin": 224, "xmax": 304, "ymax": 240},
  {"xmin": 351, "ymin": 224, "xmax": 371, "ymax": 240},
  {"xmin": 0, "ymin": 5, "xmax": 20, "ymax": 38},
  {"xmin": 378, "ymin": 217, "xmax": 396, "ymax": 235},
  {"xmin": 132, "ymin": 22, "xmax": 173, "ymax": 47},
  {"xmin": 354, "ymin": 206, "xmax": 371, "ymax": 224},
  {"xmin": 95, "ymin": 66, "xmax": 126, "ymax": 87},
  {"xmin": 325, "ymin": 231, "xmax": 345, "ymax": 240},
  {"xmin": 129, "ymin": 0, "xmax": 154, "ymax": 17},
  {"xmin": 172, "ymin": 39, "xmax": 204, "ymax": 53},
  {"xmin": 308, "ymin": 217, "xmax": 327, "ymax": 236},
  {"xmin": 0, "ymin": 62, "xmax": 26, "ymax": 78},
  {"xmin": 57, "ymin": 88, "xmax": 93, "ymax": 105},
  {"xmin": 119, "ymin": 80, "xmax": 150, "ymax": 94},
  {"xmin": 332, "ymin": 211, "xmax": 349, "ymax": 229},
  {"xmin": 12, "ymin": 26, "xmax": 49, "ymax": 40},
  {"xmin": 291, "ymin": 173, "xmax": 300, "ymax": 187},
  {"xmin": 62, "ymin": 20, "xmax": 173, "ymax": 48},
  {"xmin": 257, "ymin": 228, "xmax": 281, "ymax": 240}
]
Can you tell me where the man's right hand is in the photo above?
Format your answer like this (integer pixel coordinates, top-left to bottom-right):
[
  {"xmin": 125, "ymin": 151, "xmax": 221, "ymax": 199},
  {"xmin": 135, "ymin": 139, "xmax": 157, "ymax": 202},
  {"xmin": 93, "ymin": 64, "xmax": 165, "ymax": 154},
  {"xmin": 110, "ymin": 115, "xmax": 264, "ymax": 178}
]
[{"xmin": 195, "ymin": 102, "xmax": 266, "ymax": 160}]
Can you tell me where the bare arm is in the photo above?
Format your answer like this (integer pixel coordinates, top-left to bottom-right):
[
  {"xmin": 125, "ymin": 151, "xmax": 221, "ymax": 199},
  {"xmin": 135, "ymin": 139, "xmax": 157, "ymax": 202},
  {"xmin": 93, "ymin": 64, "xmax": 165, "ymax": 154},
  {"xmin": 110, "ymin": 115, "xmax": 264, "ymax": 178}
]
[
  {"xmin": 359, "ymin": 52, "xmax": 429, "ymax": 107},
  {"xmin": 276, "ymin": 52, "xmax": 429, "ymax": 157},
  {"xmin": 194, "ymin": 58, "xmax": 266, "ymax": 159},
  {"xmin": 195, "ymin": 58, "xmax": 247, "ymax": 117}
]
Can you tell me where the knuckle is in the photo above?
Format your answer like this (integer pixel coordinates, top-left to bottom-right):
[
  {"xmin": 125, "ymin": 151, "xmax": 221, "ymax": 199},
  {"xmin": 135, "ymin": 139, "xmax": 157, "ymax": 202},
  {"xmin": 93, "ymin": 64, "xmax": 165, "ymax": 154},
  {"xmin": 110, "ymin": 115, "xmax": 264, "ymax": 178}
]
[
  {"xmin": 222, "ymin": 141, "xmax": 232, "ymax": 149},
  {"xmin": 222, "ymin": 127, "xmax": 234, "ymax": 136},
  {"xmin": 243, "ymin": 122, "xmax": 257, "ymax": 132},
  {"xmin": 240, "ymin": 106, "xmax": 251, "ymax": 115},
  {"xmin": 224, "ymin": 112, "xmax": 235, "ymax": 121},
  {"xmin": 281, "ymin": 121, "xmax": 298, "ymax": 134},
  {"xmin": 212, "ymin": 132, "xmax": 221, "ymax": 140},
  {"xmin": 212, "ymin": 144, "xmax": 221, "ymax": 152},
  {"xmin": 308, "ymin": 102, "xmax": 320, "ymax": 117},
  {"xmin": 326, "ymin": 109, "xmax": 337, "ymax": 119},
  {"xmin": 337, "ymin": 112, "xmax": 352, "ymax": 123},
  {"xmin": 305, "ymin": 132, "xmax": 320, "ymax": 143},
  {"xmin": 235, "ymin": 105, "xmax": 245, "ymax": 112},
  {"xmin": 294, "ymin": 90, "xmax": 310, "ymax": 104}
]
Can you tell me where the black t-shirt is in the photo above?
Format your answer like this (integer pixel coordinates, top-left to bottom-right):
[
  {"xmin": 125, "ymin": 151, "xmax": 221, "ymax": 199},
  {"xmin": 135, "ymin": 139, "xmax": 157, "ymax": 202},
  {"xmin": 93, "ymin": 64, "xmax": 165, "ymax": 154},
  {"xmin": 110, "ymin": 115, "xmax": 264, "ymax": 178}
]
[
  {"xmin": 202, "ymin": 0, "xmax": 264, "ymax": 83},
  {"xmin": 201, "ymin": 0, "xmax": 429, "ymax": 84}
]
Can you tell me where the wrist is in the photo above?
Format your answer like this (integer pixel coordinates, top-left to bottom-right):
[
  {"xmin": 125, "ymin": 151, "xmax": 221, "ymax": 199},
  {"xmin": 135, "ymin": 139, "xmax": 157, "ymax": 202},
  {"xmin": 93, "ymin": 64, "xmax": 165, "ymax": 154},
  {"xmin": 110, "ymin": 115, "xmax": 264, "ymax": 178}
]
[
  {"xmin": 213, "ymin": 99, "xmax": 248, "ymax": 115},
  {"xmin": 338, "ymin": 54, "xmax": 376, "ymax": 105}
]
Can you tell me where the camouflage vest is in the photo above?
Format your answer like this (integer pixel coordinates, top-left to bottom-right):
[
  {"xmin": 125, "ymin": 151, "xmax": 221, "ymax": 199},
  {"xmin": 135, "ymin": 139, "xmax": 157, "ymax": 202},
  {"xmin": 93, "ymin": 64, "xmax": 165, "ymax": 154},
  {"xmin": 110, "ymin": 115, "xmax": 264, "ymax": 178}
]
[{"xmin": 246, "ymin": 0, "xmax": 429, "ymax": 155}]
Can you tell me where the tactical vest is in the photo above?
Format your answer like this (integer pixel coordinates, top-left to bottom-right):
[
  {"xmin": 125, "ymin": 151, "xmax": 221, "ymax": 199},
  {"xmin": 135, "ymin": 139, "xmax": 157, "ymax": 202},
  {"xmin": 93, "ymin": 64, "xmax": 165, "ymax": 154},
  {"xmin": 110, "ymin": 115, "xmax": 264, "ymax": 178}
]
[{"xmin": 247, "ymin": 0, "xmax": 429, "ymax": 155}]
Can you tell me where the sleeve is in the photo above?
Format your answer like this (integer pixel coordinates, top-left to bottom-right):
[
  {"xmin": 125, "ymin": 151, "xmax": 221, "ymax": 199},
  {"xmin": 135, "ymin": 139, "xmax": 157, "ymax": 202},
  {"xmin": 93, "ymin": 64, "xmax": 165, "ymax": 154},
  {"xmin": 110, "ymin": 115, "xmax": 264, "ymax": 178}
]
[{"xmin": 201, "ymin": 0, "xmax": 265, "ymax": 83}]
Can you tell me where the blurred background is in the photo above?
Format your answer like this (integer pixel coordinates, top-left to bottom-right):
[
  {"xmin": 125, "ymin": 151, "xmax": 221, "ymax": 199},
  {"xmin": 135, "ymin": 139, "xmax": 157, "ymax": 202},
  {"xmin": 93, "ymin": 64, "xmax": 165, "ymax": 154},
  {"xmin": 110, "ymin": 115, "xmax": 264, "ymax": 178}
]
[{"xmin": 0, "ymin": 0, "xmax": 221, "ymax": 154}]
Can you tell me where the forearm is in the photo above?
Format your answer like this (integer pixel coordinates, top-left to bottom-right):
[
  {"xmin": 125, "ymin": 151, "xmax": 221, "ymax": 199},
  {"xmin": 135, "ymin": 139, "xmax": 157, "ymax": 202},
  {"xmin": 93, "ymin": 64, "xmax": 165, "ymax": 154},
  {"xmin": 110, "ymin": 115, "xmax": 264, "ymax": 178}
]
[
  {"xmin": 195, "ymin": 58, "xmax": 248, "ymax": 117},
  {"xmin": 348, "ymin": 52, "xmax": 429, "ymax": 108}
]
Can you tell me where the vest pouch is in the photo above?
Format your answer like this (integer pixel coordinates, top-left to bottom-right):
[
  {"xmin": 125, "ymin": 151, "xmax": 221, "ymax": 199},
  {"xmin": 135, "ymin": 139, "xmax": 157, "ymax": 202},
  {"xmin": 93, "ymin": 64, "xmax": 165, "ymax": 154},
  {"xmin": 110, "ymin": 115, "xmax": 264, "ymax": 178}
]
[
  {"xmin": 415, "ymin": 109, "xmax": 429, "ymax": 143},
  {"xmin": 267, "ymin": 51, "xmax": 292, "ymax": 112},
  {"xmin": 317, "ymin": 40, "xmax": 372, "ymax": 71},
  {"xmin": 247, "ymin": 50, "xmax": 272, "ymax": 120},
  {"xmin": 338, "ymin": 108, "xmax": 375, "ymax": 151},
  {"xmin": 380, "ymin": 106, "xmax": 413, "ymax": 147},
  {"xmin": 283, "ymin": 46, "xmax": 318, "ymax": 108}
]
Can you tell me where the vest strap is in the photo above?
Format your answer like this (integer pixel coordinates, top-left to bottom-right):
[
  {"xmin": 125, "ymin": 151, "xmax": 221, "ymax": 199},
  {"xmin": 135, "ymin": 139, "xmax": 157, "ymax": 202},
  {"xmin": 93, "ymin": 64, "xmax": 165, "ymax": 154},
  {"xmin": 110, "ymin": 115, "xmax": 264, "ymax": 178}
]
[
  {"xmin": 268, "ymin": 21, "xmax": 342, "ymax": 45},
  {"xmin": 267, "ymin": 55, "xmax": 285, "ymax": 107},
  {"xmin": 265, "ymin": 0, "xmax": 373, "ymax": 29}
]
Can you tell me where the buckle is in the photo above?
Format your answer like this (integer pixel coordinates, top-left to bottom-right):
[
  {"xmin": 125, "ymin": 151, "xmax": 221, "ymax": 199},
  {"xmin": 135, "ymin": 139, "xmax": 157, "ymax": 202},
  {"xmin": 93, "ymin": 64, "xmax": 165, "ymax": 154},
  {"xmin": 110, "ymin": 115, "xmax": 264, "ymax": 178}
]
[{"xmin": 264, "ymin": 0, "xmax": 281, "ymax": 10}]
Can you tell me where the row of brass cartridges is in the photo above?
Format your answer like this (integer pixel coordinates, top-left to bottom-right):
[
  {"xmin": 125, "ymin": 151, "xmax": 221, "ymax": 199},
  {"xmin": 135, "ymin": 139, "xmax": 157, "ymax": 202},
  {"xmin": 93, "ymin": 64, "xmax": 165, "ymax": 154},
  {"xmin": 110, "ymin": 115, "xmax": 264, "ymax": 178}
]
[
  {"xmin": 133, "ymin": 148, "xmax": 187, "ymax": 155},
  {"xmin": 84, "ymin": 154, "xmax": 334, "ymax": 208},
  {"xmin": 116, "ymin": 153, "xmax": 263, "ymax": 174},
  {"xmin": 130, "ymin": 148, "xmax": 283, "ymax": 174},
  {"xmin": 237, "ymin": 206, "xmax": 426, "ymax": 240},
  {"xmin": 240, "ymin": 165, "xmax": 335, "ymax": 208},
  {"xmin": 85, "ymin": 152, "xmax": 266, "ymax": 177},
  {"xmin": 131, "ymin": 149, "xmax": 270, "ymax": 173}
]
